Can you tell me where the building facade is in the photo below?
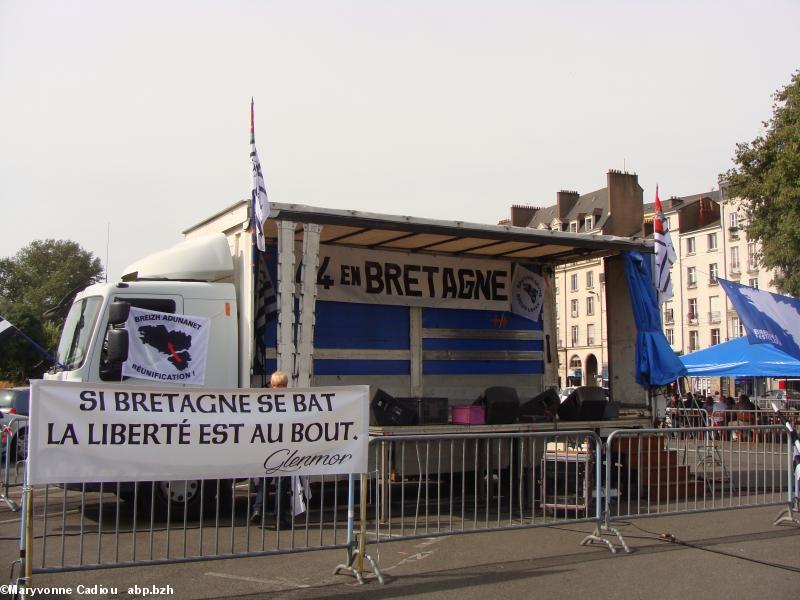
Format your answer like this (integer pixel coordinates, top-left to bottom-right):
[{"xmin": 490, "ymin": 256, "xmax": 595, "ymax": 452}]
[
  {"xmin": 508, "ymin": 174, "xmax": 779, "ymax": 394},
  {"xmin": 508, "ymin": 170, "xmax": 644, "ymax": 389}
]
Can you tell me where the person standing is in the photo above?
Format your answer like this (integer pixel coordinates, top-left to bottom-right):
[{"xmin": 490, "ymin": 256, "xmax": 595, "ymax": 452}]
[{"xmin": 251, "ymin": 370, "xmax": 293, "ymax": 529}]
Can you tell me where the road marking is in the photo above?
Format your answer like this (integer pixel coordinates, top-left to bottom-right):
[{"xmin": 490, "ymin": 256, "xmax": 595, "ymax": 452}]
[
  {"xmin": 381, "ymin": 536, "xmax": 444, "ymax": 572},
  {"xmin": 205, "ymin": 571, "xmax": 310, "ymax": 588}
]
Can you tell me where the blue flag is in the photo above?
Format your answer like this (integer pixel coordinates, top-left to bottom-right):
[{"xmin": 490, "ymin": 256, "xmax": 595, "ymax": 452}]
[{"xmin": 719, "ymin": 279, "xmax": 800, "ymax": 362}]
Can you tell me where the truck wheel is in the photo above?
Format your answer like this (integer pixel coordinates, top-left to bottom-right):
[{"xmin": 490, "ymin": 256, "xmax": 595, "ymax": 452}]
[{"xmin": 140, "ymin": 479, "xmax": 233, "ymax": 521}]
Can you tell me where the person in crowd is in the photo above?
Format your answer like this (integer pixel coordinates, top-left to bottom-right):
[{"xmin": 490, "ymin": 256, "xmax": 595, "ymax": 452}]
[
  {"xmin": 251, "ymin": 370, "xmax": 293, "ymax": 529},
  {"xmin": 736, "ymin": 394, "xmax": 756, "ymax": 411},
  {"xmin": 666, "ymin": 393, "xmax": 682, "ymax": 428}
]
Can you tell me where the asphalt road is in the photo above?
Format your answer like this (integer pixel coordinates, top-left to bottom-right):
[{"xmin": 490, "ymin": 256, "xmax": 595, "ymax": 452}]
[{"xmin": 2, "ymin": 488, "xmax": 799, "ymax": 600}]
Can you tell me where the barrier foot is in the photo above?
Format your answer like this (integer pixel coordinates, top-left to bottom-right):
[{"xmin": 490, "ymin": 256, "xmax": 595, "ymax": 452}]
[
  {"xmin": 333, "ymin": 541, "xmax": 385, "ymax": 585},
  {"xmin": 581, "ymin": 523, "xmax": 631, "ymax": 554},
  {"xmin": 773, "ymin": 501, "xmax": 800, "ymax": 527},
  {"xmin": 1, "ymin": 493, "xmax": 19, "ymax": 511}
]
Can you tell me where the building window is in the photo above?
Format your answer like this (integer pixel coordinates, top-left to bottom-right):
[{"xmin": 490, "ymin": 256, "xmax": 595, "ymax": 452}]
[
  {"xmin": 569, "ymin": 221, "xmax": 578, "ymax": 233},
  {"xmin": 749, "ymin": 278, "xmax": 759, "ymax": 289},
  {"xmin": 688, "ymin": 298, "xmax": 698, "ymax": 322},
  {"xmin": 557, "ymin": 331, "xmax": 563, "ymax": 347},
  {"xmin": 729, "ymin": 212, "xmax": 738, "ymax": 229},
  {"xmin": 571, "ymin": 299, "xmax": 579, "ymax": 317},
  {"xmin": 709, "ymin": 295, "xmax": 720, "ymax": 323},
  {"xmin": 586, "ymin": 295, "xmax": 595, "ymax": 315},
  {"xmin": 711, "ymin": 328, "xmax": 720, "ymax": 346},
  {"xmin": 687, "ymin": 266, "xmax": 697, "ymax": 287},
  {"xmin": 570, "ymin": 273, "xmax": 578, "ymax": 291},
  {"xmin": 587, "ymin": 324, "xmax": 596, "ymax": 345},
  {"xmin": 708, "ymin": 233, "xmax": 717, "ymax": 251},
  {"xmin": 555, "ymin": 302, "xmax": 560, "ymax": 319},
  {"xmin": 689, "ymin": 330, "xmax": 699, "ymax": 352},
  {"xmin": 586, "ymin": 271, "xmax": 594, "ymax": 289},
  {"xmin": 730, "ymin": 247, "xmax": 740, "ymax": 272},
  {"xmin": 665, "ymin": 216, "xmax": 672, "ymax": 231},
  {"xmin": 709, "ymin": 263, "xmax": 718, "ymax": 283},
  {"xmin": 571, "ymin": 326, "xmax": 579, "ymax": 346},
  {"xmin": 731, "ymin": 316, "xmax": 743, "ymax": 337},
  {"xmin": 665, "ymin": 328, "xmax": 674, "ymax": 345},
  {"xmin": 664, "ymin": 305, "xmax": 674, "ymax": 323},
  {"xmin": 686, "ymin": 237, "xmax": 696, "ymax": 255},
  {"xmin": 748, "ymin": 242, "xmax": 758, "ymax": 270},
  {"xmin": 585, "ymin": 216, "xmax": 593, "ymax": 231}
]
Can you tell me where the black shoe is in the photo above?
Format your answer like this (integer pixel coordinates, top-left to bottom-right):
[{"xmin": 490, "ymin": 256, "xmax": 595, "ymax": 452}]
[
  {"xmin": 250, "ymin": 510, "xmax": 262, "ymax": 524},
  {"xmin": 278, "ymin": 515, "xmax": 293, "ymax": 529}
]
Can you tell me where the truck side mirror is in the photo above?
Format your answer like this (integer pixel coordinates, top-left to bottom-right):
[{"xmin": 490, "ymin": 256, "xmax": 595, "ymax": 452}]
[
  {"xmin": 106, "ymin": 329, "xmax": 129, "ymax": 363},
  {"xmin": 108, "ymin": 301, "xmax": 131, "ymax": 326}
]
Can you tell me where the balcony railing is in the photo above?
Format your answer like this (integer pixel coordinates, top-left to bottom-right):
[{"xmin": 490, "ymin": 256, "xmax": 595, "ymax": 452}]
[{"xmin": 730, "ymin": 262, "xmax": 741, "ymax": 274}]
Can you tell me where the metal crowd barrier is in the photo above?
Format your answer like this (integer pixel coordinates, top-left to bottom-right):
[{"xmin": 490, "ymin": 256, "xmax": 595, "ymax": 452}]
[
  {"xmin": 590, "ymin": 423, "xmax": 795, "ymax": 552},
  {"xmin": 17, "ymin": 473, "xmax": 356, "ymax": 577},
  {"xmin": 365, "ymin": 431, "xmax": 614, "ymax": 550},
  {"xmin": 9, "ymin": 424, "xmax": 799, "ymax": 583},
  {"xmin": 1, "ymin": 417, "xmax": 26, "ymax": 511}
]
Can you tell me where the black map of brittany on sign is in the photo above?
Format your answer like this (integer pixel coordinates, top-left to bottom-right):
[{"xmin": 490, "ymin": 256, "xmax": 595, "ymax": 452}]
[{"xmin": 138, "ymin": 325, "xmax": 192, "ymax": 371}]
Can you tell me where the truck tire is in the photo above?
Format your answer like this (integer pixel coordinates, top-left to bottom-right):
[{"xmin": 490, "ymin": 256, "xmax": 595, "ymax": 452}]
[{"xmin": 138, "ymin": 479, "xmax": 232, "ymax": 521}]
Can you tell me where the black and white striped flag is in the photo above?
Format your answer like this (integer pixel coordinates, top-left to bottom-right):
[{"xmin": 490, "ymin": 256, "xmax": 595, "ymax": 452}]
[
  {"xmin": 250, "ymin": 99, "xmax": 269, "ymax": 252},
  {"xmin": 653, "ymin": 186, "xmax": 676, "ymax": 305},
  {"xmin": 0, "ymin": 315, "xmax": 17, "ymax": 345}
]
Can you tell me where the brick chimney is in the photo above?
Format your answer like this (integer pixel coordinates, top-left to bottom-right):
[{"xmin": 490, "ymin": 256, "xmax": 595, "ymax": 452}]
[
  {"xmin": 557, "ymin": 190, "xmax": 580, "ymax": 221},
  {"xmin": 604, "ymin": 170, "xmax": 643, "ymax": 236},
  {"xmin": 509, "ymin": 205, "xmax": 540, "ymax": 227}
]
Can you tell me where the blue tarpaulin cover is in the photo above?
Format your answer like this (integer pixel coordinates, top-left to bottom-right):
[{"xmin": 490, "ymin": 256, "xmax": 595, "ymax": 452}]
[
  {"xmin": 622, "ymin": 251, "xmax": 687, "ymax": 386},
  {"xmin": 681, "ymin": 336, "xmax": 800, "ymax": 377}
]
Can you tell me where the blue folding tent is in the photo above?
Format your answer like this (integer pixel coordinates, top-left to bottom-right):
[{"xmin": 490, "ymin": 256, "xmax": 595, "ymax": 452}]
[{"xmin": 681, "ymin": 336, "xmax": 800, "ymax": 377}]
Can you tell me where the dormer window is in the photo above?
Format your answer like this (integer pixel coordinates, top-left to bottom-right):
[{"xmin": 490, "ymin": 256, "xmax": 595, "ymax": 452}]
[
  {"xmin": 569, "ymin": 221, "xmax": 578, "ymax": 233},
  {"xmin": 584, "ymin": 216, "xmax": 593, "ymax": 231},
  {"xmin": 551, "ymin": 218, "xmax": 562, "ymax": 231}
]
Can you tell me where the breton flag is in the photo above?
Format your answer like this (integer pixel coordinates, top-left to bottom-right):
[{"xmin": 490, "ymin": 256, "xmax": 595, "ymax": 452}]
[
  {"xmin": 0, "ymin": 315, "xmax": 17, "ymax": 345},
  {"xmin": 653, "ymin": 186, "xmax": 676, "ymax": 305},
  {"xmin": 250, "ymin": 99, "xmax": 269, "ymax": 252}
]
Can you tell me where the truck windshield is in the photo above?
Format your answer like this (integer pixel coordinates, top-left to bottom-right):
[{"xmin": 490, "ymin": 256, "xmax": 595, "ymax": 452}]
[{"xmin": 56, "ymin": 296, "xmax": 103, "ymax": 370}]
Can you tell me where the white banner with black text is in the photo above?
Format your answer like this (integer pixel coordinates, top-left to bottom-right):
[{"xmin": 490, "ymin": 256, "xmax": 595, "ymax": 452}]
[
  {"xmin": 315, "ymin": 244, "xmax": 512, "ymax": 311},
  {"xmin": 28, "ymin": 381, "xmax": 369, "ymax": 484}
]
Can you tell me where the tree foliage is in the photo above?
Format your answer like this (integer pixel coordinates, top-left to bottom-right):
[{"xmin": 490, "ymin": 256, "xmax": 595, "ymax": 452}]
[
  {"xmin": 0, "ymin": 239, "xmax": 103, "ymax": 321},
  {"xmin": 724, "ymin": 71, "xmax": 800, "ymax": 296},
  {"xmin": 0, "ymin": 239, "xmax": 103, "ymax": 383}
]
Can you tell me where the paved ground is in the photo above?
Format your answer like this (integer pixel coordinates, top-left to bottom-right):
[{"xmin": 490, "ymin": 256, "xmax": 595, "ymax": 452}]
[{"xmin": 2, "ymin": 494, "xmax": 799, "ymax": 600}]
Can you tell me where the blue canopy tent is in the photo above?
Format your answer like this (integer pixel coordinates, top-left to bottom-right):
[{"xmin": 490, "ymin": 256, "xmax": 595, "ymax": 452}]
[
  {"xmin": 622, "ymin": 252, "xmax": 687, "ymax": 387},
  {"xmin": 681, "ymin": 336, "xmax": 800, "ymax": 377}
]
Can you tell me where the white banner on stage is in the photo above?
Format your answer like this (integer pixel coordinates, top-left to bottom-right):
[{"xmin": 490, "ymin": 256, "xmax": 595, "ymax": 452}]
[
  {"xmin": 315, "ymin": 244, "xmax": 512, "ymax": 311},
  {"xmin": 28, "ymin": 381, "xmax": 369, "ymax": 485}
]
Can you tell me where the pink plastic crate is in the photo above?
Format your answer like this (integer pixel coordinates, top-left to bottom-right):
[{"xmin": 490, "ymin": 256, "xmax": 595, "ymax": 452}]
[{"xmin": 451, "ymin": 405, "xmax": 486, "ymax": 425}]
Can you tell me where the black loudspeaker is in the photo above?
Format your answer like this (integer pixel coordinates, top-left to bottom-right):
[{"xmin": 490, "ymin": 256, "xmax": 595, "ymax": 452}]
[
  {"xmin": 371, "ymin": 389, "xmax": 417, "ymax": 426},
  {"xmin": 482, "ymin": 386, "xmax": 520, "ymax": 424},
  {"xmin": 558, "ymin": 386, "xmax": 608, "ymax": 421},
  {"xmin": 520, "ymin": 389, "xmax": 559, "ymax": 417}
]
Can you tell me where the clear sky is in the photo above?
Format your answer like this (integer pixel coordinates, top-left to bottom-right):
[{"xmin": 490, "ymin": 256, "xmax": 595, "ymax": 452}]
[{"xmin": 1, "ymin": 1, "xmax": 798, "ymax": 279}]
